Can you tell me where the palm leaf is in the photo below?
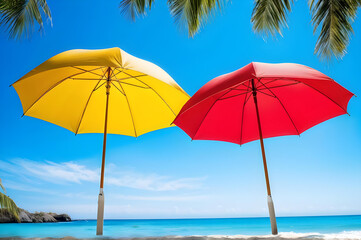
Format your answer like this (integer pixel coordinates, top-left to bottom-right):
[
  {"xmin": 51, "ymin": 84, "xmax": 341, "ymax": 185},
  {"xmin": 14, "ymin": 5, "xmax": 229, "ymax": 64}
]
[
  {"xmin": 251, "ymin": 0, "xmax": 293, "ymax": 37},
  {"xmin": 0, "ymin": 193, "xmax": 20, "ymax": 222},
  {"xmin": 0, "ymin": 0, "xmax": 52, "ymax": 39},
  {"xmin": 119, "ymin": 0, "xmax": 155, "ymax": 20},
  {"xmin": 310, "ymin": 0, "xmax": 359, "ymax": 60},
  {"xmin": 0, "ymin": 179, "xmax": 19, "ymax": 222},
  {"xmin": 0, "ymin": 178, "xmax": 6, "ymax": 193},
  {"xmin": 167, "ymin": 0, "xmax": 224, "ymax": 36}
]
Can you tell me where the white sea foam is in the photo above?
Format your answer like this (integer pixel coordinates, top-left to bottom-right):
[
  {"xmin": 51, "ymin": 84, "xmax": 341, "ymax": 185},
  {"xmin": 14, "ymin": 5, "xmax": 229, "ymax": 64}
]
[
  {"xmin": 9, "ymin": 231, "xmax": 361, "ymax": 239},
  {"xmin": 204, "ymin": 231, "xmax": 361, "ymax": 240},
  {"xmin": 319, "ymin": 231, "xmax": 361, "ymax": 240}
]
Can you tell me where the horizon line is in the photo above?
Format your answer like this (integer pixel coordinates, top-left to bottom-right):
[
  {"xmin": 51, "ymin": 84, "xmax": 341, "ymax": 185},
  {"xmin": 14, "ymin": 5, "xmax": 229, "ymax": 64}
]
[{"xmin": 71, "ymin": 214, "xmax": 361, "ymax": 221}]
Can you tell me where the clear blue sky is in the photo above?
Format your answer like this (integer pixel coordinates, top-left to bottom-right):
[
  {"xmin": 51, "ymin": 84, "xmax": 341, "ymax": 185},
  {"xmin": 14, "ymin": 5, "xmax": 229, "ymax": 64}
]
[{"xmin": 0, "ymin": 0, "xmax": 360, "ymax": 220}]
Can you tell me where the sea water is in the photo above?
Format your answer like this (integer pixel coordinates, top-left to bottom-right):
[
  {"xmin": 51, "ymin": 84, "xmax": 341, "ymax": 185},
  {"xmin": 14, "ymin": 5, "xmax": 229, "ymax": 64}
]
[{"xmin": 0, "ymin": 215, "xmax": 360, "ymax": 239}]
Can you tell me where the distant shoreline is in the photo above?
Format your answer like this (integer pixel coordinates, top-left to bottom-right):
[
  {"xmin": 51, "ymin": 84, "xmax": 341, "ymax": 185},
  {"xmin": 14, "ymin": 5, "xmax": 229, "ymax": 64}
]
[
  {"xmin": 3, "ymin": 214, "xmax": 360, "ymax": 223},
  {"xmin": 69, "ymin": 214, "xmax": 361, "ymax": 221},
  {"xmin": 0, "ymin": 209, "xmax": 71, "ymax": 224}
]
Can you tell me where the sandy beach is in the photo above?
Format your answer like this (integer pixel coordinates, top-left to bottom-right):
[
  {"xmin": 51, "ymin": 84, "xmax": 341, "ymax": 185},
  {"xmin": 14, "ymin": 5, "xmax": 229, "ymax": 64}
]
[{"xmin": 2, "ymin": 231, "xmax": 361, "ymax": 240}]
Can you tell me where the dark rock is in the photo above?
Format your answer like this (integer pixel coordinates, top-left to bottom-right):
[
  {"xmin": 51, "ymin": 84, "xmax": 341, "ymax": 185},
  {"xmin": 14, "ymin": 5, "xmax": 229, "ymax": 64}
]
[
  {"xmin": 32, "ymin": 212, "xmax": 57, "ymax": 223},
  {"xmin": 50, "ymin": 213, "xmax": 71, "ymax": 222},
  {"xmin": 0, "ymin": 209, "xmax": 19, "ymax": 223},
  {"xmin": 18, "ymin": 209, "xmax": 32, "ymax": 223},
  {"xmin": 0, "ymin": 208, "xmax": 71, "ymax": 223}
]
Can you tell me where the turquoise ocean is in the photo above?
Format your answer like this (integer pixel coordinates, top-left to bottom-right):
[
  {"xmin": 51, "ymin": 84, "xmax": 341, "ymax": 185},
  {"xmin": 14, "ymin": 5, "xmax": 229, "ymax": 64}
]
[{"xmin": 0, "ymin": 215, "xmax": 360, "ymax": 239}]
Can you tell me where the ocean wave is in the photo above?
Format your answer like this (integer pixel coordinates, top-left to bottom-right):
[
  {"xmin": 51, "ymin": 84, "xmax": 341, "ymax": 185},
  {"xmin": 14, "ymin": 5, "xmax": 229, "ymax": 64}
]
[{"xmin": 206, "ymin": 231, "xmax": 361, "ymax": 240}]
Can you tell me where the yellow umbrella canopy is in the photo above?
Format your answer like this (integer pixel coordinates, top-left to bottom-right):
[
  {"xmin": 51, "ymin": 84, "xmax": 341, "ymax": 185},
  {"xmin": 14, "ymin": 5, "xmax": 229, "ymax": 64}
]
[
  {"xmin": 12, "ymin": 47, "xmax": 189, "ymax": 136},
  {"xmin": 12, "ymin": 47, "xmax": 190, "ymax": 235}
]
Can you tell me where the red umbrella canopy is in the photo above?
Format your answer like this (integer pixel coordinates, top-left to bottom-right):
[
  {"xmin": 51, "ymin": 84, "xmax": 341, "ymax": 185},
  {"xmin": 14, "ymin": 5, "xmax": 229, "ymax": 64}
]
[{"xmin": 174, "ymin": 62, "xmax": 354, "ymax": 145}]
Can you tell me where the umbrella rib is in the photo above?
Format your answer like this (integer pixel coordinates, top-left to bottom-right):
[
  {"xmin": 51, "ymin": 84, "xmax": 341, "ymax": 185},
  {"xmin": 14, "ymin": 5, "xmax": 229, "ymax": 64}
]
[
  {"xmin": 218, "ymin": 91, "xmax": 252, "ymax": 100},
  {"xmin": 108, "ymin": 67, "xmax": 116, "ymax": 79},
  {"xmin": 94, "ymin": 82, "xmax": 107, "ymax": 92},
  {"xmin": 175, "ymin": 78, "xmax": 254, "ymax": 119},
  {"xmin": 262, "ymin": 77, "xmax": 350, "ymax": 114},
  {"xmin": 21, "ymin": 69, "xmax": 105, "ymax": 117},
  {"xmin": 11, "ymin": 66, "xmax": 104, "ymax": 87},
  {"xmin": 114, "ymin": 67, "xmax": 137, "ymax": 78},
  {"xmin": 259, "ymin": 78, "xmax": 281, "ymax": 86},
  {"xmin": 112, "ymin": 68, "xmax": 150, "ymax": 88},
  {"xmin": 77, "ymin": 67, "xmax": 116, "ymax": 134},
  {"xmin": 114, "ymin": 67, "xmax": 146, "ymax": 72},
  {"xmin": 109, "ymin": 69, "xmax": 127, "ymax": 95},
  {"xmin": 255, "ymin": 78, "xmax": 284, "ymax": 87},
  {"xmin": 112, "ymin": 68, "xmax": 149, "ymax": 87},
  {"xmin": 75, "ymin": 78, "xmax": 104, "ymax": 135},
  {"xmin": 239, "ymin": 80, "xmax": 252, "ymax": 145},
  {"xmin": 257, "ymin": 89, "xmax": 277, "ymax": 98},
  {"xmin": 257, "ymin": 82, "xmax": 300, "ymax": 91},
  {"xmin": 113, "ymin": 67, "xmax": 124, "ymax": 76},
  {"xmin": 287, "ymin": 79, "xmax": 349, "ymax": 115},
  {"xmin": 192, "ymin": 89, "xmax": 234, "ymax": 139},
  {"xmin": 116, "ymin": 80, "xmax": 138, "ymax": 137},
  {"xmin": 71, "ymin": 66, "xmax": 105, "ymax": 78},
  {"xmin": 71, "ymin": 78, "xmax": 105, "ymax": 81},
  {"xmin": 230, "ymin": 87, "xmax": 251, "ymax": 92},
  {"xmin": 120, "ymin": 71, "xmax": 177, "ymax": 116},
  {"xmin": 116, "ymin": 81, "xmax": 150, "ymax": 89},
  {"xmin": 113, "ymin": 68, "xmax": 148, "ymax": 80},
  {"xmin": 257, "ymin": 80, "xmax": 300, "ymax": 135},
  {"xmin": 110, "ymin": 82, "xmax": 126, "ymax": 96},
  {"xmin": 257, "ymin": 78, "xmax": 348, "ymax": 114},
  {"xmin": 241, "ymin": 83, "xmax": 251, "ymax": 89},
  {"xmin": 116, "ymin": 75, "xmax": 148, "ymax": 81}
]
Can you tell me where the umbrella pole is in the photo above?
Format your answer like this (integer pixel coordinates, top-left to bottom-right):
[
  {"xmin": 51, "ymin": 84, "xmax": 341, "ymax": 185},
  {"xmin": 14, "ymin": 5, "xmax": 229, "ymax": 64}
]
[
  {"xmin": 251, "ymin": 79, "xmax": 278, "ymax": 235},
  {"xmin": 96, "ymin": 68, "xmax": 111, "ymax": 236}
]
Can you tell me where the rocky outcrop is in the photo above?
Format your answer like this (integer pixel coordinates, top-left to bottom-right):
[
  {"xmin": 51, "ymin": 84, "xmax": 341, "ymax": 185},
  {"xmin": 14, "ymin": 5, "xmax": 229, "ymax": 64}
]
[
  {"xmin": 49, "ymin": 213, "xmax": 71, "ymax": 222},
  {"xmin": 18, "ymin": 210, "xmax": 32, "ymax": 223},
  {"xmin": 0, "ymin": 208, "xmax": 71, "ymax": 223},
  {"xmin": 31, "ymin": 212, "xmax": 57, "ymax": 223},
  {"xmin": 0, "ymin": 209, "xmax": 15, "ymax": 223}
]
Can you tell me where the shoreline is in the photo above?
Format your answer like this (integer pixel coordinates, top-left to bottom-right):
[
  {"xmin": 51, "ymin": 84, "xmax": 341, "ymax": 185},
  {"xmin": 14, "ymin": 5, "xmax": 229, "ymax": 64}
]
[
  {"xmin": 2, "ymin": 214, "xmax": 361, "ymax": 224},
  {"xmin": 68, "ymin": 214, "xmax": 361, "ymax": 221},
  {"xmin": 1, "ymin": 231, "xmax": 361, "ymax": 240},
  {"xmin": 1, "ymin": 216, "xmax": 360, "ymax": 240}
]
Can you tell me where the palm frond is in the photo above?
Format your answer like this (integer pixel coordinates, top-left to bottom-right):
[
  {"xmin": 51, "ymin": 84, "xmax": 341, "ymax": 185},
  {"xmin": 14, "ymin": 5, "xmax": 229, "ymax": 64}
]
[
  {"xmin": 119, "ymin": 0, "xmax": 155, "ymax": 20},
  {"xmin": 0, "ymin": 0, "xmax": 51, "ymax": 39},
  {"xmin": 168, "ymin": 0, "xmax": 224, "ymax": 37},
  {"xmin": 0, "ymin": 188, "xmax": 19, "ymax": 222},
  {"xmin": 251, "ymin": 0, "xmax": 293, "ymax": 37},
  {"xmin": 0, "ymin": 179, "xmax": 6, "ymax": 193},
  {"xmin": 310, "ymin": 0, "xmax": 359, "ymax": 60}
]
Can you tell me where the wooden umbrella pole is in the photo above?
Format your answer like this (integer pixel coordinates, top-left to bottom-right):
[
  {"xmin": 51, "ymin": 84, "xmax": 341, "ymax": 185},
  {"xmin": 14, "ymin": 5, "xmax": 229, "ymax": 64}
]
[
  {"xmin": 100, "ymin": 68, "xmax": 111, "ymax": 189},
  {"xmin": 251, "ymin": 79, "xmax": 278, "ymax": 235},
  {"xmin": 97, "ymin": 67, "xmax": 111, "ymax": 236}
]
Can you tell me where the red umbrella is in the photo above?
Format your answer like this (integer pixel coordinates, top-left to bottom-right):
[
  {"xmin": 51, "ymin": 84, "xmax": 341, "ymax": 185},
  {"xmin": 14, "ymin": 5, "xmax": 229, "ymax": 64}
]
[{"xmin": 173, "ymin": 62, "xmax": 354, "ymax": 235}]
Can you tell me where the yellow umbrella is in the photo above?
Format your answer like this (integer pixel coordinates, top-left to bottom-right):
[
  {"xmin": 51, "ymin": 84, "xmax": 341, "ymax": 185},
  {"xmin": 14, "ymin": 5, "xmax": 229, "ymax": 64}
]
[{"xmin": 11, "ymin": 47, "xmax": 190, "ymax": 235}]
